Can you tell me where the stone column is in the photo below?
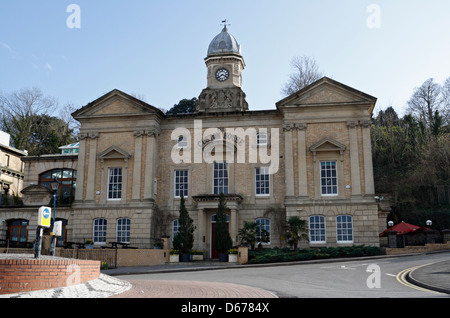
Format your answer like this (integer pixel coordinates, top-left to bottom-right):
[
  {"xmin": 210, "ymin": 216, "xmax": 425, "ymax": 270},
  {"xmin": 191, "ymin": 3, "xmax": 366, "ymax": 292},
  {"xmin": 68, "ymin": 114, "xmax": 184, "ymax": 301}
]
[
  {"xmin": 361, "ymin": 120, "xmax": 375, "ymax": 196},
  {"xmin": 230, "ymin": 208, "xmax": 238, "ymax": 246},
  {"xmin": 296, "ymin": 123, "xmax": 308, "ymax": 199},
  {"xmin": 283, "ymin": 124, "xmax": 295, "ymax": 197},
  {"xmin": 197, "ymin": 207, "xmax": 205, "ymax": 251},
  {"xmin": 85, "ymin": 132, "xmax": 99, "ymax": 202},
  {"xmin": 347, "ymin": 122, "xmax": 361, "ymax": 198},
  {"xmin": 144, "ymin": 127, "xmax": 159, "ymax": 200},
  {"xmin": 74, "ymin": 134, "xmax": 88, "ymax": 202},
  {"xmin": 132, "ymin": 130, "xmax": 144, "ymax": 201}
]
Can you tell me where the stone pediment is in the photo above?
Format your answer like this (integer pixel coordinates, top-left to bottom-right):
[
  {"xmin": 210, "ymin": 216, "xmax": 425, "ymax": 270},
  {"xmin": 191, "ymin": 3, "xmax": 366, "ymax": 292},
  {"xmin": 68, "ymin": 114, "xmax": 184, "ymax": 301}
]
[
  {"xmin": 21, "ymin": 185, "xmax": 53, "ymax": 206},
  {"xmin": 97, "ymin": 146, "xmax": 131, "ymax": 160},
  {"xmin": 72, "ymin": 89, "xmax": 164, "ymax": 119},
  {"xmin": 276, "ymin": 77, "xmax": 377, "ymax": 108},
  {"xmin": 309, "ymin": 137, "xmax": 346, "ymax": 162}
]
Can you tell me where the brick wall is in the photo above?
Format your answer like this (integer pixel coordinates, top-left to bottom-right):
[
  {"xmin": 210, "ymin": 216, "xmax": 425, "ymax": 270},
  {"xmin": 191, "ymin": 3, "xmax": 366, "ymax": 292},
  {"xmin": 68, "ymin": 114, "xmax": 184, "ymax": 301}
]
[{"xmin": 0, "ymin": 258, "xmax": 100, "ymax": 295}]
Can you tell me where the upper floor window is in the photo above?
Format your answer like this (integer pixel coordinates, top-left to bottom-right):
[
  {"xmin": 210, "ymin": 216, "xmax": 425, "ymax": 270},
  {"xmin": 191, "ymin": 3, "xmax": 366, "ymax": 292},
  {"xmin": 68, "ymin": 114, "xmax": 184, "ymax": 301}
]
[
  {"xmin": 108, "ymin": 167, "xmax": 122, "ymax": 200},
  {"xmin": 177, "ymin": 135, "xmax": 188, "ymax": 149},
  {"xmin": 213, "ymin": 161, "xmax": 228, "ymax": 194},
  {"xmin": 255, "ymin": 167, "xmax": 270, "ymax": 196},
  {"xmin": 39, "ymin": 168, "xmax": 77, "ymax": 204},
  {"xmin": 320, "ymin": 161, "xmax": 337, "ymax": 196},
  {"xmin": 257, "ymin": 132, "xmax": 267, "ymax": 146},
  {"xmin": 174, "ymin": 170, "xmax": 188, "ymax": 198}
]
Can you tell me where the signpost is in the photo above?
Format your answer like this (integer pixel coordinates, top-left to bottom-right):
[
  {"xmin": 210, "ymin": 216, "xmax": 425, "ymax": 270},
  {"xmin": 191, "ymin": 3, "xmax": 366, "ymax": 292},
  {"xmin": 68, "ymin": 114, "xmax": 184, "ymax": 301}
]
[{"xmin": 34, "ymin": 206, "xmax": 51, "ymax": 258}]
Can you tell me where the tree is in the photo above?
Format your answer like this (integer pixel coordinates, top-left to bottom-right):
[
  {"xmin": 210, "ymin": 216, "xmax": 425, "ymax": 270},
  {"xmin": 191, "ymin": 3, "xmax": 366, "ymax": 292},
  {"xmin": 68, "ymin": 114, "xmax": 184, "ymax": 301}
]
[
  {"xmin": 173, "ymin": 195, "xmax": 195, "ymax": 255},
  {"xmin": 166, "ymin": 97, "xmax": 198, "ymax": 115},
  {"xmin": 281, "ymin": 55, "xmax": 324, "ymax": 97},
  {"xmin": 214, "ymin": 193, "xmax": 233, "ymax": 256},
  {"xmin": 238, "ymin": 221, "xmax": 259, "ymax": 250},
  {"xmin": 407, "ymin": 78, "xmax": 443, "ymax": 128},
  {"xmin": 282, "ymin": 216, "xmax": 308, "ymax": 250},
  {"xmin": 0, "ymin": 87, "xmax": 57, "ymax": 150}
]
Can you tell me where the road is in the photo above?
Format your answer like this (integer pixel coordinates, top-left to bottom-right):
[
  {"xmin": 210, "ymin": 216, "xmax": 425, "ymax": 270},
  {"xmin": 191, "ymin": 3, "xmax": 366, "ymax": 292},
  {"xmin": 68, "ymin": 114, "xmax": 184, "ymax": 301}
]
[{"xmin": 115, "ymin": 252, "xmax": 450, "ymax": 298}]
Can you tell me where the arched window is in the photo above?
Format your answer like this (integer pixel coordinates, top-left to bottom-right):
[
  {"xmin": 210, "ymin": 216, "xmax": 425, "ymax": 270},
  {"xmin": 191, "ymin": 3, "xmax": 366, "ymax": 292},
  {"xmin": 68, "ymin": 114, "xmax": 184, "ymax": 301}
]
[
  {"xmin": 256, "ymin": 218, "xmax": 271, "ymax": 244},
  {"xmin": 39, "ymin": 169, "xmax": 77, "ymax": 204},
  {"xmin": 309, "ymin": 215, "xmax": 326, "ymax": 244},
  {"xmin": 7, "ymin": 219, "xmax": 29, "ymax": 247}
]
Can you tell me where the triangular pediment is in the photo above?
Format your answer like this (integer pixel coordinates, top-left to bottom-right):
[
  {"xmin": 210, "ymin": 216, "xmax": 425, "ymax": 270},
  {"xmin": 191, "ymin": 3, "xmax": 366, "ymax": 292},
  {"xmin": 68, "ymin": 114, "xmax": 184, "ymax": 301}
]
[
  {"xmin": 72, "ymin": 89, "xmax": 164, "ymax": 119},
  {"xmin": 309, "ymin": 137, "xmax": 346, "ymax": 153},
  {"xmin": 276, "ymin": 77, "xmax": 377, "ymax": 108},
  {"xmin": 97, "ymin": 146, "xmax": 131, "ymax": 160}
]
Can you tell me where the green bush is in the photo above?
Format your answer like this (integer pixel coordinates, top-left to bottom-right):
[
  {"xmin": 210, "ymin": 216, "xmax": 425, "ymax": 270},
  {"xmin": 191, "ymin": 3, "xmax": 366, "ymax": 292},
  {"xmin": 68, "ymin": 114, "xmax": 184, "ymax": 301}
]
[{"xmin": 248, "ymin": 245, "xmax": 383, "ymax": 264}]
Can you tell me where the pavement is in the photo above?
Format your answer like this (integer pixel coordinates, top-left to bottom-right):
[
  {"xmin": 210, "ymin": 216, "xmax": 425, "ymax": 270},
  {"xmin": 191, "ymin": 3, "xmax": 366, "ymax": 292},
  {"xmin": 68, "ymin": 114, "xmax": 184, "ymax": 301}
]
[{"xmin": 1, "ymin": 252, "xmax": 449, "ymax": 298}]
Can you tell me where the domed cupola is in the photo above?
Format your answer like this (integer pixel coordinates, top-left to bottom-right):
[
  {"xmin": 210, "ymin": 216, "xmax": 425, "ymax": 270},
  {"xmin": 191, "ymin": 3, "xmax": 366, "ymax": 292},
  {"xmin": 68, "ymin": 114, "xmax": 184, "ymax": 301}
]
[
  {"xmin": 197, "ymin": 22, "xmax": 248, "ymax": 114},
  {"xmin": 207, "ymin": 25, "xmax": 242, "ymax": 57}
]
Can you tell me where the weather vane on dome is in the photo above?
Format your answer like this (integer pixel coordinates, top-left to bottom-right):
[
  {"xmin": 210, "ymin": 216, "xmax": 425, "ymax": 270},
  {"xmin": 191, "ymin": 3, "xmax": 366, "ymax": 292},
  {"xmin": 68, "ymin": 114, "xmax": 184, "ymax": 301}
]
[{"xmin": 221, "ymin": 19, "xmax": 230, "ymax": 29}]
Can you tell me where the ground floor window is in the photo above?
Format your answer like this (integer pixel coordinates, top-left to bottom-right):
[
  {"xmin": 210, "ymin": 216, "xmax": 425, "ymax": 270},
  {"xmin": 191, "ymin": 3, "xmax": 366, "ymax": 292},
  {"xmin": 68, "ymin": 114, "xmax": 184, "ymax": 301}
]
[
  {"xmin": 7, "ymin": 219, "xmax": 29, "ymax": 245},
  {"xmin": 256, "ymin": 218, "xmax": 271, "ymax": 244},
  {"xmin": 93, "ymin": 218, "xmax": 107, "ymax": 243},
  {"xmin": 336, "ymin": 215, "xmax": 353, "ymax": 243},
  {"xmin": 116, "ymin": 218, "xmax": 130, "ymax": 243},
  {"xmin": 309, "ymin": 215, "xmax": 326, "ymax": 243}
]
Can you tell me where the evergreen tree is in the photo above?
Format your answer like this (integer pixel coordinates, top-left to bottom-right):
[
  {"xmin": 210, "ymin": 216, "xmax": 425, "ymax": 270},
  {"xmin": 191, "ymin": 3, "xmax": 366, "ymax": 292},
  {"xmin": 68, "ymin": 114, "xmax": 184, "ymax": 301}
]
[
  {"xmin": 214, "ymin": 193, "xmax": 233, "ymax": 254},
  {"xmin": 173, "ymin": 195, "xmax": 195, "ymax": 254}
]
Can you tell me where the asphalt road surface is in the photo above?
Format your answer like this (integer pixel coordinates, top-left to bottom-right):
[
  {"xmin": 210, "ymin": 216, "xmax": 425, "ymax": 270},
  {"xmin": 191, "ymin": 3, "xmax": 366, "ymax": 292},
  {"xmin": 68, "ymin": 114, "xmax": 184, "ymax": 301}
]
[{"xmin": 115, "ymin": 252, "xmax": 450, "ymax": 298}]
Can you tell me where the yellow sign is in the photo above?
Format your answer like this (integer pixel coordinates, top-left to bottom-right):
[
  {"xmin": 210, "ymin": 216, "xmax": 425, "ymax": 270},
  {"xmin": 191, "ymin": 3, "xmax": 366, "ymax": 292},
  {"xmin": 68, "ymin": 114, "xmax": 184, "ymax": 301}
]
[{"xmin": 38, "ymin": 206, "xmax": 52, "ymax": 228}]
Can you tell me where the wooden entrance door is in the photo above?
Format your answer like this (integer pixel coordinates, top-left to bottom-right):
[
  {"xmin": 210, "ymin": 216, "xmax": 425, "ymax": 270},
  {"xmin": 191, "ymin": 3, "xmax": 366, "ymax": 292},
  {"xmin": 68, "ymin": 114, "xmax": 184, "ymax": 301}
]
[{"xmin": 211, "ymin": 214, "xmax": 229, "ymax": 259}]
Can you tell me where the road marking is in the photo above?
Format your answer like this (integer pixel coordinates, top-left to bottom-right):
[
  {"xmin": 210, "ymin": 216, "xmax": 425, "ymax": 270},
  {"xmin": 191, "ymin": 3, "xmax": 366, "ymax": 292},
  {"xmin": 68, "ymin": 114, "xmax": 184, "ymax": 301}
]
[
  {"xmin": 396, "ymin": 264, "xmax": 443, "ymax": 295},
  {"xmin": 385, "ymin": 273, "xmax": 397, "ymax": 277}
]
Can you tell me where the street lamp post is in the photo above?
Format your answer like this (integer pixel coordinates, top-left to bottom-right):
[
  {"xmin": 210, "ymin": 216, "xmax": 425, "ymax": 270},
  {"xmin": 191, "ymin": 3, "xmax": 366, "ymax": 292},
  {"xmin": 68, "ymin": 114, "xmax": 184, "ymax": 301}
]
[{"xmin": 49, "ymin": 177, "xmax": 60, "ymax": 256}]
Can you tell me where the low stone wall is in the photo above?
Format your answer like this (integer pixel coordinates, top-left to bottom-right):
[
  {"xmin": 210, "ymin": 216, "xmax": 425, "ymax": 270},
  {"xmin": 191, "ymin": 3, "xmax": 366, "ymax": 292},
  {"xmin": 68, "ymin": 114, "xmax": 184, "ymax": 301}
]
[
  {"xmin": 0, "ymin": 254, "xmax": 100, "ymax": 295},
  {"xmin": 385, "ymin": 242, "xmax": 450, "ymax": 255}
]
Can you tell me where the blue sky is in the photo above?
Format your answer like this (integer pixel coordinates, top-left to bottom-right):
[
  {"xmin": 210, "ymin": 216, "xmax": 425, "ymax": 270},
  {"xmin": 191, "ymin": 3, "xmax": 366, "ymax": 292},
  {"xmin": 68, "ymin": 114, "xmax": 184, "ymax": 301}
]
[{"xmin": 1, "ymin": 1, "xmax": 450, "ymax": 116}]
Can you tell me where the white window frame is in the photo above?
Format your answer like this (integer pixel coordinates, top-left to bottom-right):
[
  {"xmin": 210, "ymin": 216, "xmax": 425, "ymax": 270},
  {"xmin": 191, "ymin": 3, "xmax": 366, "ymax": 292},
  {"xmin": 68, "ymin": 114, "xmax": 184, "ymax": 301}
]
[
  {"xmin": 256, "ymin": 218, "xmax": 271, "ymax": 245},
  {"xmin": 172, "ymin": 219, "xmax": 180, "ymax": 242},
  {"xmin": 213, "ymin": 161, "xmax": 229, "ymax": 194},
  {"xmin": 116, "ymin": 218, "xmax": 130, "ymax": 243},
  {"xmin": 336, "ymin": 215, "xmax": 353, "ymax": 243},
  {"xmin": 174, "ymin": 170, "xmax": 189, "ymax": 198},
  {"xmin": 177, "ymin": 135, "xmax": 188, "ymax": 149},
  {"xmin": 255, "ymin": 167, "xmax": 270, "ymax": 196},
  {"xmin": 309, "ymin": 215, "xmax": 326, "ymax": 244},
  {"xmin": 320, "ymin": 161, "xmax": 338, "ymax": 196},
  {"xmin": 93, "ymin": 218, "xmax": 107, "ymax": 244},
  {"xmin": 107, "ymin": 167, "xmax": 122, "ymax": 200},
  {"xmin": 257, "ymin": 131, "xmax": 268, "ymax": 146}
]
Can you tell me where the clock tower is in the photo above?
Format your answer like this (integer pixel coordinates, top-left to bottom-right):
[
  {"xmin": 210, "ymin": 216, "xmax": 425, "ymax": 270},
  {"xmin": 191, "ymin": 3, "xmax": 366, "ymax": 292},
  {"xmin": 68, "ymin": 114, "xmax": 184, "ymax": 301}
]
[{"xmin": 197, "ymin": 23, "xmax": 249, "ymax": 113}]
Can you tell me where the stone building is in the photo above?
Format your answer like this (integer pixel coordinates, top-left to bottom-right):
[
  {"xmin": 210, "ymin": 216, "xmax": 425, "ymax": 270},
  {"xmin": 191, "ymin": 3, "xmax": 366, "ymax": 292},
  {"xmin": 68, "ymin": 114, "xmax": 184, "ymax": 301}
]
[{"xmin": 1, "ymin": 25, "xmax": 384, "ymax": 256}]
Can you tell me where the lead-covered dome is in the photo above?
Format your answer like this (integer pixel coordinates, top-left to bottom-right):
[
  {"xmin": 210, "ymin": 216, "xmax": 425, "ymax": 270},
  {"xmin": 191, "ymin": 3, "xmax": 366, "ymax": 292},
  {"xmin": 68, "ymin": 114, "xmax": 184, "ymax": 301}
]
[{"xmin": 207, "ymin": 26, "xmax": 241, "ymax": 56}]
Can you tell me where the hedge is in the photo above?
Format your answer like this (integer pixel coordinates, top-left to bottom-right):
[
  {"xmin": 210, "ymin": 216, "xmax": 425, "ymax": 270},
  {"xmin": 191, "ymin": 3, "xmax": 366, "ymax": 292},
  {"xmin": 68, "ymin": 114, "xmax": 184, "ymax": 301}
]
[{"xmin": 248, "ymin": 245, "xmax": 383, "ymax": 264}]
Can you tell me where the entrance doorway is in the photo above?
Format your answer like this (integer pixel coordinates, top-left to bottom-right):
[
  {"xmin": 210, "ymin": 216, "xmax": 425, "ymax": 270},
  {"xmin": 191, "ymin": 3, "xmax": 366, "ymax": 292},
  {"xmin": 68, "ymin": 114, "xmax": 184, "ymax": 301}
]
[{"xmin": 210, "ymin": 214, "xmax": 229, "ymax": 259}]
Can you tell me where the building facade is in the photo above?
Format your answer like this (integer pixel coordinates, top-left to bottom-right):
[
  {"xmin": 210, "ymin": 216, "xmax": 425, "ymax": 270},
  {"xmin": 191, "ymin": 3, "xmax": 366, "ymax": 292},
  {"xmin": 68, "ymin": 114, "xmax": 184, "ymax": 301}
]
[{"xmin": 2, "ymin": 25, "xmax": 384, "ymax": 256}]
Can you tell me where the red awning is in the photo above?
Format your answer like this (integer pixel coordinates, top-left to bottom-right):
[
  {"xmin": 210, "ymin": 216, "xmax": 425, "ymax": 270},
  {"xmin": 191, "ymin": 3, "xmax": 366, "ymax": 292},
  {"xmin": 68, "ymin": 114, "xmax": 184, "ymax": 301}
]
[{"xmin": 380, "ymin": 222, "xmax": 428, "ymax": 237}]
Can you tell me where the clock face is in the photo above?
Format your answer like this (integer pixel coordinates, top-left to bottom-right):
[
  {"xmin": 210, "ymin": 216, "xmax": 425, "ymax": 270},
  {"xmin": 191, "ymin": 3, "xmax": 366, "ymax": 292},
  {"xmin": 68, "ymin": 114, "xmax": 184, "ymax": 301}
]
[{"xmin": 215, "ymin": 68, "xmax": 229, "ymax": 82}]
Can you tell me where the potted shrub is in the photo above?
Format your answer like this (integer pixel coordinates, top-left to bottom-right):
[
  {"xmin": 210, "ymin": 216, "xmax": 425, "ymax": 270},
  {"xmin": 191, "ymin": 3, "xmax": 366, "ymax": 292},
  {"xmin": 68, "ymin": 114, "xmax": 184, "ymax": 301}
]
[
  {"xmin": 169, "ymin": 249, "xmax": 180, "ymax": 262},
  {"xmin": 173, "ymin": 195, "xmax": 196, "ymax": 262},
  {"xmin": 85, "ymin": 239, "xmax": 94, "ymax": 249},
  {"xmin": 214, "ymin": 193, "xmax": 233, "ymax": 262},
  {"xmin": 228, "ymin": 248, "xmax": 238, "ymax": 262},
  {"xmin": 191, "ymin": 250, "xmax": 204, "ymax": 261}
]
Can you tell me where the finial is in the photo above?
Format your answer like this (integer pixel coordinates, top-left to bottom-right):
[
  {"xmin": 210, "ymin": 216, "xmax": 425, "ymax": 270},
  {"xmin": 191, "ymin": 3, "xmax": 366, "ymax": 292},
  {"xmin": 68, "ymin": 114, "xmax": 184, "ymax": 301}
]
[{"xmin": 221, "ymin": 19, "xmax": 230, "ymax": 31}]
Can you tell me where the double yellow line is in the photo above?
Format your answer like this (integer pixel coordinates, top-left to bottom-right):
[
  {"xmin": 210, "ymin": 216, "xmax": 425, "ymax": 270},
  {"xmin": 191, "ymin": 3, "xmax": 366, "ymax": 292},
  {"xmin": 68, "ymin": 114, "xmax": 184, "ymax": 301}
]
[{"xmin": 396, "ymin": 263, "xmax": 443, "ymax": 295}]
